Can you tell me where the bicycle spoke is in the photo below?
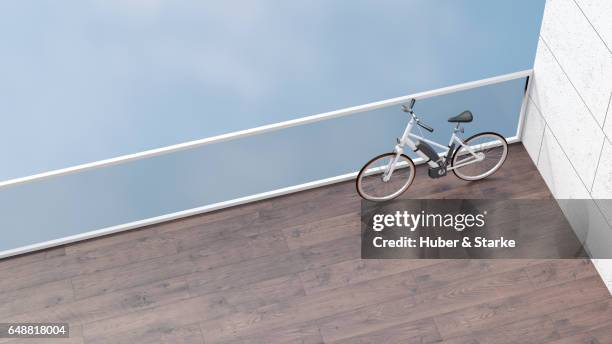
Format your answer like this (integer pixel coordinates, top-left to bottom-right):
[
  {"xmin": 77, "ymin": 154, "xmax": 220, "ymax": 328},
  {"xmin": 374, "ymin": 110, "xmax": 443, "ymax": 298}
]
[
  {"xmin": 452, "ymin": 134, "xmax": 507, "ymax": 181},
  {"xmin": 357, "ymin": 153, "xmax": 415, "ymax": 201}
]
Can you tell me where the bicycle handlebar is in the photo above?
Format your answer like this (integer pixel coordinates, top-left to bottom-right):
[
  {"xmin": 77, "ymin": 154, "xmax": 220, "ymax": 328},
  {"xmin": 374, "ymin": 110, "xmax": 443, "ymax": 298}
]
[
  {"xmin": 401, "ymin": 98, "xmax": 417, "ymax": 113},
  {"xmin": 417, "ymin": 120, "xmax": 434, "ymax": 133},
  {"xmin": 401, "ymin": 98, "xmax": 433, "ymax": 132}
]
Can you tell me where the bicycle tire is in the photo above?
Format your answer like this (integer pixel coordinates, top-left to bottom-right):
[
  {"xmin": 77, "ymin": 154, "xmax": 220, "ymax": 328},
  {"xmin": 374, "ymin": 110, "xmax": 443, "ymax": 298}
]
[
  {"xmin": 451, "ymin": 132, "xmax": 508, "ymax": 181},
  {"xmin": 356, "ymin": 152, "xmax": 416, "ymax": 201}
]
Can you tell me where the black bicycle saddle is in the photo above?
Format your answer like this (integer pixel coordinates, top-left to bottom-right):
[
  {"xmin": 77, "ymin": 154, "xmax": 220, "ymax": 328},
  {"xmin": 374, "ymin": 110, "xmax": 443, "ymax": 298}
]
[{"xmin": 448, "ymin": 110, "xmax": 473, "ymax": 123}]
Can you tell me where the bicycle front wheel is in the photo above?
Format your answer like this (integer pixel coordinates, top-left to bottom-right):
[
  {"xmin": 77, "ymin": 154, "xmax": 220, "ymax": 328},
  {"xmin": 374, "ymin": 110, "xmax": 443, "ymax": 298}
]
[
  {"xmin": 451, "ymin": 132, "xmax": 508, "ymax": 181},
  {"xmin": 356, "ymin": 153, "xmax": 416, "ymax": 201}
]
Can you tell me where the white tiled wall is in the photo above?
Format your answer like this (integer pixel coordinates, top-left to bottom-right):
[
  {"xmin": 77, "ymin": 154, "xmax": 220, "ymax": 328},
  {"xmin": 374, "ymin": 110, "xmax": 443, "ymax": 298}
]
[
  {"xmin": 605, "ymin": 96, "xmax": 612, "ymax": 140},
  {"xmin": 530, "ymin": 37, "xmax": 604, "ymax": 186},
  {"xmin": 522, "ymin": 0, "xmax": 612, "ymax": 292},
  {"xmin": 537, "ymin": 128, "xmax": 591, "ymax": 199},
  {"xmin": 539, "ymin": 0, "xmax": 612, "ymax": 126},
  {"xmin": 573, "ymin": 0, "xmax": 612, "ymax": 49}
]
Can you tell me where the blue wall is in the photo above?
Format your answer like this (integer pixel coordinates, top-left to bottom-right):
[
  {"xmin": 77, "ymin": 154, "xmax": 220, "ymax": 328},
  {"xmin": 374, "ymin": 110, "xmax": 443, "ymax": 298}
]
[
  {"xmin": 0, "ymin": 79, "xmax": 526, "ymax": 252},
  {"xmin": 0, "ymin": 1, "xmax": 544, "ymax": 253},
  {"xmin": 0, "ymin": 0, "xmax": 544, "ymax": 180}
]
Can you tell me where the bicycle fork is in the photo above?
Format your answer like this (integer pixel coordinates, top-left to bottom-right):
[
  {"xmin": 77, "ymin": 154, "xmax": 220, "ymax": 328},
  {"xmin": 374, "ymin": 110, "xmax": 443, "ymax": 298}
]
[{"xmin": 381, "ymin": 145, "xmax": 405, "ymax": 182}]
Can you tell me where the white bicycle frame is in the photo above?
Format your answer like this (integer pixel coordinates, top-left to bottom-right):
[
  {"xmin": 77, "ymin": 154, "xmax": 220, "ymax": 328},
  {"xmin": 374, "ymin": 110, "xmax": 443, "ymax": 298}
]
[{"xmin": 382, "ymin": 113, "xmax": 484, "ymax": 181}]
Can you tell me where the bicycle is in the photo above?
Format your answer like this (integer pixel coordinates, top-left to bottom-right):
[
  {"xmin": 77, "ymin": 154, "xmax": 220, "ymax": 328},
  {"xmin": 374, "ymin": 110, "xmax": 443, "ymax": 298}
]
[{"xmin": 356, "ymin": 98, "xmax": 508, "ymax": 201}]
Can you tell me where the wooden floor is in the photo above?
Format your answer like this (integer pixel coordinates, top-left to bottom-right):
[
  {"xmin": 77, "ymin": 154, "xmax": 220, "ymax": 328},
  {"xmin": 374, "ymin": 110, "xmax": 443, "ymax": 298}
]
[{"xmin": 1, "ymin": 144, "xmax": 611, "ymax": 344}]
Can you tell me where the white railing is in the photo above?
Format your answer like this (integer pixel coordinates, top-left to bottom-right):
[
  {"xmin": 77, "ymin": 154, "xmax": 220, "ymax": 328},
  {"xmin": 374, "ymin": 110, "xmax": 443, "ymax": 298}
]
[
  {"xmin": 0, "ymin": 69, "xmax": 532, "ymax": 189},
  {"xmin": 0, "ymin": 69, "xmax": 533, "ymax": 259}
]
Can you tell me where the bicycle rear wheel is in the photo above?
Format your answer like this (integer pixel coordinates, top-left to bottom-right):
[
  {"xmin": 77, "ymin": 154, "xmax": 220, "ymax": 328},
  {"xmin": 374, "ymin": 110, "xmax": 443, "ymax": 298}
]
[
  {"xmin": 356, "ymin": 153, "xmax": 416, "ymax": 201},
  {"xmin": 451, "ymin": 132, "xmax": 508, "ymax": 181}
]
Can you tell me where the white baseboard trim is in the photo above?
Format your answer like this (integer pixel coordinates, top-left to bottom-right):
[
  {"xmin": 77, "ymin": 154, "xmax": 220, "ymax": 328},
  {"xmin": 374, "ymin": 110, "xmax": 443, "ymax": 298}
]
[{"xmin": 0, "ymin": 136, "xmax": 520, "ymax": 260}]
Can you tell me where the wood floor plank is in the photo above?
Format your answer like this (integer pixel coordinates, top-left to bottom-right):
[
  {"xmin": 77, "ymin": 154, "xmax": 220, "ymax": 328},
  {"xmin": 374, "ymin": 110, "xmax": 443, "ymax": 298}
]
[
  {"xmin": 187, "ymin": 234, "xmax": 360, "ymax": 297},
  {"xmin": 199, "ymin": 270, "xmax": 418, "ymax": 342},
  {"xmin": 283, "ymin": 212, "xmax": 360, "ymax": 250},
  {"xmin": 0, "ymin": 276, "xmax": 190, "ymax": 326},
  {"xmin": 317, "ymin": 295, "xmax": 417, "ymax": 343},
  {"xmin": 170, "ymin": 211, "xmax": 262, "ymax": 251},
  {"xmin": 414, "ymin": 266, "xmax": 534, "ymax": 305},
  {"xmin": 297, "ymin": 234, "xmax": 361, "ymax": 270},
  {"xmin": 188, "ymin": 274, "xmax": 305, "ymax": 311},
  {"xmin": 411, "ymin": 259, "xmax": 538, "ymax": 293},
  {"xmin": 0, "ymin": 247, "xmax": 65, "ymax": 272},
  {"xmin": 187, "ymin": 249, "xmax": 306, "ymax": 297},
  {"xmin": 81, "ymin": 295, "xmax": 225, "ymax": 340},
  {"xmin": 211, "ymin": 323, "xmax": 325, "ymax": 344},
  {"xmin": 0, "ymin": 279, "xmax": 74, "ymax": 319},
  {"xmin": 184, "ymin": 228, "xmax": 289, "ymax": 271},
  {"xmin": 299, "ymin": 258, "xmax": 439, "ymax": 295},
  {"xmin": 546, "ymin": 322, "xmax": 612, "ymax": 344},
  {"xmin": 72, "ymin": 229, "xmax": 287, "ymax": 300},
  {"xmin": 525, "ymin": 259, "xmax": 596, "ymax": 289},
  {"xmin": 330, "ymin": 318, "xmax": 441, "ymax": 344},
  {"xmin": 434, "ymin": 276, "xmax": 610, "ymax": 339},
  {"xmin": 413, "ymin": 260, "xmax": 490, "ymax": 291},
  {"xmin": 0, "ymin": 255, "xmax": 83, "ymax": 293},
  {"xmin": 549, "ymin": 299, "xmax": 612, "ymax": 338},
  {"xmin": 82, "ymin": 274, "xmax": 305, "ymax": 341},
  {"xmin": 71, "ymin": 250, "xmax": 196, "ymax": 300},
  {"xmin": 318, "ymin": 268, "xmax": 533, "ymax": 342},
  {"xmin": 439, "ymin": 316, "xmax": 560, "ymax": 344},
  {"xmin": 86, "ymin": 322, "xmax": 204, "ymax": 344},
  {"xmin": 0, "ymin": 234, "xmax": 179, "ymax": 294},
  {"xmin": 70, "ymin": 234, "xmax": 178, "ymax": 275},
  {"xmin": 478, "ymin": 169, "xmax": 554, "ymax": 199}
]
